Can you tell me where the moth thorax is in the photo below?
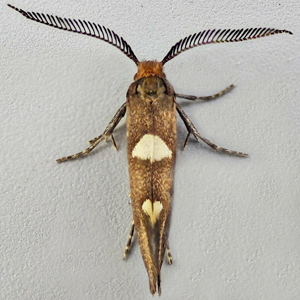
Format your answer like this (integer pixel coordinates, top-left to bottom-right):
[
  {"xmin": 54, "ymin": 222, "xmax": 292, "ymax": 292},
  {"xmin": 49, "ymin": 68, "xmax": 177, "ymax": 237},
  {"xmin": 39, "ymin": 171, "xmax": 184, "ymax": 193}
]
[
  {"xmin": 134, "ymin": 60, "xmax": 165, "ymax": 80},
  {"xmin": 137, "ymin": 76, "xmax": 167, "ymax": 99}
]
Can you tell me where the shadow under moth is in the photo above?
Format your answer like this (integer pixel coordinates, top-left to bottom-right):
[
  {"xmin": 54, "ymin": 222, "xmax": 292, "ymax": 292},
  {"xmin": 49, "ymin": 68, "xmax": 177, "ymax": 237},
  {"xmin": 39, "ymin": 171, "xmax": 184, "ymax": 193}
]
[{"xmin": 8, "ymin": 4, "xmax": 292, "ymax": 295}]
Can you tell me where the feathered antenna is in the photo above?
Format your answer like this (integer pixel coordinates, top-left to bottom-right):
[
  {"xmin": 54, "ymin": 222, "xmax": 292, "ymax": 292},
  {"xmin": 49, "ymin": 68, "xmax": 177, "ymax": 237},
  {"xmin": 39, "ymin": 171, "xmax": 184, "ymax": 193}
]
[
  {"xmin": 8, "ymin": 4, "xmax": 139, "ymax": 65},
  {"xmin": 161, "ymin": 28, "xmax": 293, "ymax": 65}
]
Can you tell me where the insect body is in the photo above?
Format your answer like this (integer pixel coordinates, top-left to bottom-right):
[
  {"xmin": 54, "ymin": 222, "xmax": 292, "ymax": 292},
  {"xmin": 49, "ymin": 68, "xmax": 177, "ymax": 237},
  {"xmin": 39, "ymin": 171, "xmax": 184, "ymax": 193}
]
[
  {"xmin": 8, "ymin": 4, "xmax": 292, "ymax": 295},
  {"xmin": 127, "ymin": 66, "xmax": 177, "ymax": 294}
]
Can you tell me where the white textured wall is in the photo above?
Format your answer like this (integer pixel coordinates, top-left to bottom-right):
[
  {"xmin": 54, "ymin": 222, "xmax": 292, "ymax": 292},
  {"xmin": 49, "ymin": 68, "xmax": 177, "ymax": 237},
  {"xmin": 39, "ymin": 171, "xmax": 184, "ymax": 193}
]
[{"xmin": 1, "ymin": 0, "xmax": 299, "ymax": 299}]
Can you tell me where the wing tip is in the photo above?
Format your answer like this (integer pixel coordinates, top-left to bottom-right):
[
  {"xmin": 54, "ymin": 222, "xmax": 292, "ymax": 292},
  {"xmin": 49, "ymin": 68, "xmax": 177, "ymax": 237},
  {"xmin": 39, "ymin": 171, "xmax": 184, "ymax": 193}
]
[{"xmin": 149, "ymin": 273, "xmax": 161, "ymax": 295}]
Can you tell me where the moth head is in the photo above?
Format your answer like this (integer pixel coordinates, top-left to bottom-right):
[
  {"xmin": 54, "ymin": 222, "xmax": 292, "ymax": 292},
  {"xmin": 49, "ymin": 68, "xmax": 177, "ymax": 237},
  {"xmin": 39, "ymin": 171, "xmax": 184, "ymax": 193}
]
[
  {"xmin": 134, "ymin": 61, "xmax": 166, "ymax": 81},
  {"xmin": 136, "ymin": 76, "xmax": 167, "ymax": 99}
]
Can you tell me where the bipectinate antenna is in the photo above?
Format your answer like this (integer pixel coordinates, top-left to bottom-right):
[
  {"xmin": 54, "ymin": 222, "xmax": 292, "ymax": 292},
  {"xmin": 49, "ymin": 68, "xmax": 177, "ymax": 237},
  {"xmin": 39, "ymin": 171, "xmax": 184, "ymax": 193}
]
[
  {"xmin": 161, "ymin": 27, "xmax": 292, "ymax": 65},
  {"xmin": 8, "ymin": 4, "xmax": 139, "ymax": 65}
]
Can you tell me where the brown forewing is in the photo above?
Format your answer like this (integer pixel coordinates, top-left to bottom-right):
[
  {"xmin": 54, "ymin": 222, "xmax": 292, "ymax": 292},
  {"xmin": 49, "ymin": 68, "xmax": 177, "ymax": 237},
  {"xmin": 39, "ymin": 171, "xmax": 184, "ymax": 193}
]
[{"xmin": 126, "ymin": 76, "xmax": 177, "ymax": 293}]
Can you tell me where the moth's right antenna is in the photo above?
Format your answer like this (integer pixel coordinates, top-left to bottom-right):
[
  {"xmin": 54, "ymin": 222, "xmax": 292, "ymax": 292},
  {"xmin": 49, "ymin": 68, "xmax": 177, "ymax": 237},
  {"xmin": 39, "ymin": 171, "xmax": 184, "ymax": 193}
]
[{"xmin": 8, "ymin": 4, "xmax": 140, "ymax": 65}]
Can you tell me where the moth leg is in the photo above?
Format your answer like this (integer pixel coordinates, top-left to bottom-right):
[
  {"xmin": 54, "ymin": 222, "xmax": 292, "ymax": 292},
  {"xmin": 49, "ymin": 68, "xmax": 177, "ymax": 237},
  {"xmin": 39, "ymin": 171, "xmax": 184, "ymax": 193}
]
[
  {"xmin": 56, "ymin": 102, "xmax": 126, "ymax": 163},
  {"xmin": 176, "ymin": 103, "xmax": 248, "ymax": 157},
  {"xmin": 88, "ymin": 131, "xmax": 117, "ymax": 144},
  {"xmin": 175, "ymin": 84, "xmax": 234, "ymax": 101},
  {"xmin": 165, "ymin": 239, "xmax": 173, "ymax": 265},
  {"xmin": 110, "ymin": 134, "xmax": 118, "ymax": 150},
  {"xmin": 123, "ymin": 220, "xmax": 135, "ymax": 260},
  {"xmin": 89, "ymin": 134, "xmax": 118, "ymax": 150},
  {"xmin": 183, "ymin": 132, "xmax": 191, "ymax": 150}
]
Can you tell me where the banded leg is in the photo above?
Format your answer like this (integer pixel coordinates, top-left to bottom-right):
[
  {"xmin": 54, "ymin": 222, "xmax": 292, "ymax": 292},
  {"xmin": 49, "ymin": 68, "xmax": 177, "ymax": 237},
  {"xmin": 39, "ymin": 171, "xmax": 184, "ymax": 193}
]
[
  {"xmin": 123, "ymin": 221, "xmax": 135, "ymax": 259},
  {"xmin": 89, "ymin": 134, "xmax": 118, "ymax": 150},
  {"xmin": 175, "ymin": 84, "xmax": 234, "ymax": 101},
  {"xmin": 165, "ymin": 238, "xmax": 173, "ymax": 265},
  {"xmin": 56, "ymin": 102, "xmax": 126, "ymax": 163},
  {"xmin": 176, "ymin": 103, "xmax": 248, "ymax": 157}
]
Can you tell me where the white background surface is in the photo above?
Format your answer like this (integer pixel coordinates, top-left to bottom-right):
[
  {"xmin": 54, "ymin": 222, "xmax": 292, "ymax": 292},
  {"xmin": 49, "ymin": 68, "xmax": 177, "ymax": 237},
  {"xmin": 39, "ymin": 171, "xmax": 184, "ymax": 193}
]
[{"xmin": 1, "ymin": 0, "xmax": 299, "ymax": 299}]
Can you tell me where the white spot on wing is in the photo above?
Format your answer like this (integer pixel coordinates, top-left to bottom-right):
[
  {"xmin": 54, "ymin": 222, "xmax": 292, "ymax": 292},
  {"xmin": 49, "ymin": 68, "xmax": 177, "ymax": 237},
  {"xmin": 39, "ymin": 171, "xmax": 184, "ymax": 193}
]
[
  {"xmin": 132, "ymin": 134, "xmax": 172, "ymax": 162},
  {"xmin": 142, "ymin": 199, "xmax": 163, "ymax": 226}
]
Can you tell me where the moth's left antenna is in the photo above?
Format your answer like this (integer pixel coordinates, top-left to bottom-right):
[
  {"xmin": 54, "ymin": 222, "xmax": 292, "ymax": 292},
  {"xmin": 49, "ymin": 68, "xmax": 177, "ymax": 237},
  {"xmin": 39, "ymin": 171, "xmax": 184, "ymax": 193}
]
[
  {"xmin": 161, "ymin": 27, "xmax": 293, "ymax": 65},
  {"xmin": 8, "ymin": 4, "xmax": 140, "ymax": 65}
]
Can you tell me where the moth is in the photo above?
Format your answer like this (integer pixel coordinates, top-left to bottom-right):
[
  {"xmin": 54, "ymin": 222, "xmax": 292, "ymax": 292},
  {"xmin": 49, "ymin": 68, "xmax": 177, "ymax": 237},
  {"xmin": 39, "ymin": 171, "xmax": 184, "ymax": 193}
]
[{"xmin": 8, "ymin": 4, "xmax": 292, "ymax": 295}]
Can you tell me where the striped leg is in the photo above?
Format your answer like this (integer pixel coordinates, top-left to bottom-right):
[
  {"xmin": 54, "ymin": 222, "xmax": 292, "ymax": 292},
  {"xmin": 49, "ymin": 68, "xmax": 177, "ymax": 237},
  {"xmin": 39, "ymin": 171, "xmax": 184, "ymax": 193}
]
[
  {"xmin": 89, "ymin": 134, "xmax": 118, "ymax": 150},
  {"xmin": 176, "ymin": 103, "xmax": 248, "ymax": 157},
  {"xmin": 165, "ymin": 238, "xmax": 173, "ymax": 265},
  {"xmin": 56, "ymin": 103, "xmax": 126, "ymax": 163},
  {"xmin": 123, "ymin": 221, "xmax": 135, "ymax": 259},
  {"xmin": 175, "ymin": 84, "xmax": 234, "ymax": 101}
]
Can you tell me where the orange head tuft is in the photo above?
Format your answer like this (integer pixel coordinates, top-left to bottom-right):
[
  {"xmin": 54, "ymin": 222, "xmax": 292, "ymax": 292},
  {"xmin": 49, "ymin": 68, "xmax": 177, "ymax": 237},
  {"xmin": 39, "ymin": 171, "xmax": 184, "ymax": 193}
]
[{"xmin": 134, "ymin": 61, "xmax": 165, "ymax": 80}]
